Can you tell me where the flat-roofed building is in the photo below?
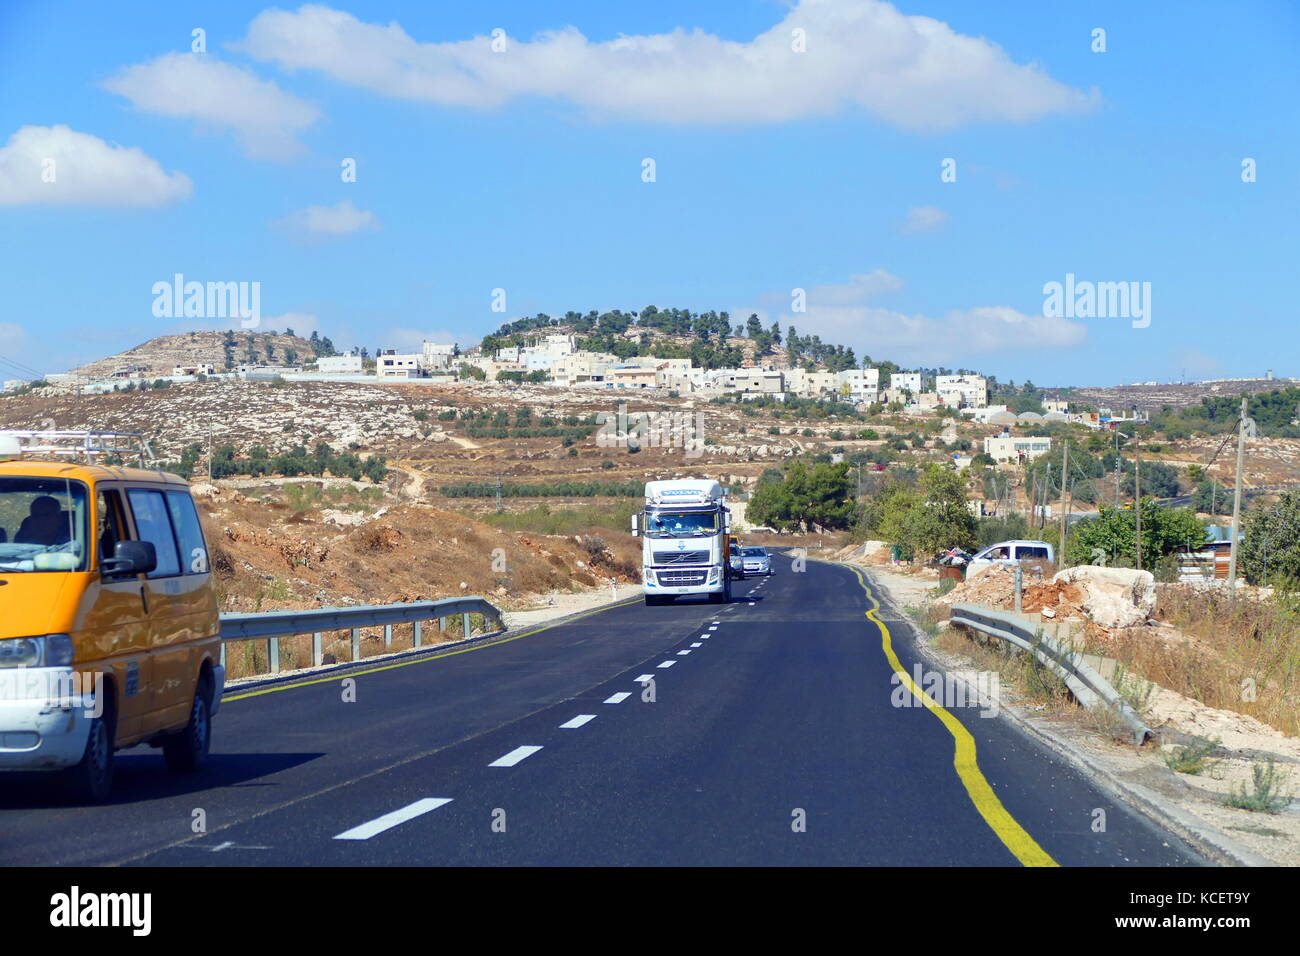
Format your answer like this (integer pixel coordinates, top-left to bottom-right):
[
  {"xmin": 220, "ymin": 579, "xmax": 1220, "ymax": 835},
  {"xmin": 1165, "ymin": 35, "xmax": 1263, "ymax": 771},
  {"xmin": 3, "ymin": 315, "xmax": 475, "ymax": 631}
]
[
  {"xmin": 936, "ymin": 374, "xmax": 988, "ymax": 408},
  {"xmin": 378, "ymin": 352, "xmax": 425, "ymax": 378},
  {"xmin": 891, "ymin": 372, "xmax": 924, "ymax": 397},
  {"xmin": 983, "ymin": 434, "xmax": 1052, "ymax": 462},
  {"xmin": 317, "ymin": 355, "xmax": 364, "ymax": 374}
]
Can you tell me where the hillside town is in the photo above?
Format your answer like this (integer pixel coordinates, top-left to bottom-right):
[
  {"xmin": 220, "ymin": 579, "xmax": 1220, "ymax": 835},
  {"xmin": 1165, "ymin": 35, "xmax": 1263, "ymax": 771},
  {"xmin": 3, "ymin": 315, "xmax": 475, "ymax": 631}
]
[{"xmin": 11, "ymin": 323, "xmax": 1190, "ymax": 471}]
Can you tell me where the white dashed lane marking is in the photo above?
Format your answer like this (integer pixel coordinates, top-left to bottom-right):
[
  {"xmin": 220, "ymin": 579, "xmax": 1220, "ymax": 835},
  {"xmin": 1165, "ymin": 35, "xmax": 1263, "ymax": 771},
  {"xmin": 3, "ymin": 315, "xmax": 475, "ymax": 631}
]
[
  {"xmin": 334, "ymin": 798, "xmax": 453, "ymax": 841},
  {"xmin": 635, "ymin": 674, "xmax": 654, "ymax": 682},
  {"xmin": 690, "ymin": 642, "xmax": 701, "ymax": 647},
  {"xmin": 677, "ymin": 649, "xmax": 691, "ymax": 656},
  {"xmin": 489, "ymin": 746, "xmax": 543, "ymax": 767},
  {"xmin": 559, "ymin": 714, "xmax": 597, "ymax": 729},
  {"xmin": 658, "ymin": 660, "xmax": 676, "ymax": 668},
  {"xmin": 604, "ymin": 692, "xmax": 631, "ymax": 704}
]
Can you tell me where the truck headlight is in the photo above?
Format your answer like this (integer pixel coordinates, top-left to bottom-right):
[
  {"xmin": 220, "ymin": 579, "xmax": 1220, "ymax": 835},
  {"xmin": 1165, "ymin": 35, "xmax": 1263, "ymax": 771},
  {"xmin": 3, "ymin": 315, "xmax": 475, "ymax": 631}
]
[{"xmin": 0, "ymin": 635, "xmax": 73, "ymax": 668}]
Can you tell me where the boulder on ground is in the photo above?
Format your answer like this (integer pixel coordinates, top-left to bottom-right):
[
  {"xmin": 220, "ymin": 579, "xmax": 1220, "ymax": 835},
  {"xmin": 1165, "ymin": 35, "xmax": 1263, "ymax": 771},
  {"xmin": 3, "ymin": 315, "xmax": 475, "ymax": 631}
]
[{"xmin": 1051, "ymin": 565, "xmax": 1155, "ymax": 628}]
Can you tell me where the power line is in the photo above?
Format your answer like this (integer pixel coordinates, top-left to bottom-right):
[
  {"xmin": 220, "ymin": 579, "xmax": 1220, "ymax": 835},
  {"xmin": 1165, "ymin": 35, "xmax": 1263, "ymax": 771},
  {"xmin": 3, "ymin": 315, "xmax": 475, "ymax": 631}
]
[{"xmin": 0, "ymin": 353, "xmax": 44, "ymax": 380}]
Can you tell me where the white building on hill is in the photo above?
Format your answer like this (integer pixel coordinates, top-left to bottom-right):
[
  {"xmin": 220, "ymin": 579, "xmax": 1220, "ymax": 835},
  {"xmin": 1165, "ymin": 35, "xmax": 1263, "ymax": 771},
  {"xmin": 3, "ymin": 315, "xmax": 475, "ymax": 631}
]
[{"xmin": 936, "ymin": 374, "xmax": 988, "ymax": 408}]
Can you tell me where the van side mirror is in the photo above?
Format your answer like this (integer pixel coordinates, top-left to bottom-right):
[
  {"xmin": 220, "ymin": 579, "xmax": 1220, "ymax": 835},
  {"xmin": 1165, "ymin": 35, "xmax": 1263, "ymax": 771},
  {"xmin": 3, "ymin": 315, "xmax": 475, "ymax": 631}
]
[{"xmin": 103, "ymin": 540, "xmax": 157, "ymax": 576}]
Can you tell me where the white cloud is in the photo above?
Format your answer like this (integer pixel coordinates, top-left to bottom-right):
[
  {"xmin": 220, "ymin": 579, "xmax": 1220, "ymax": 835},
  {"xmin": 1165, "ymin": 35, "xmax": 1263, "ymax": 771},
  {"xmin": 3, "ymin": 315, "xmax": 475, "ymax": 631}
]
[
  {"xmin": 779, "ymin": 272, "xmax": 1087, "ymax": 364},
  {"xmin": 810, "ymin": 269, "xmax": 905, "ymax": 305},
  {"xmin": 902, "ymin": 205, "xmax": 949, "ymax": 234},
  {"xmin": 0, "ymin": 125, "xmax": 191, "ymax": 206},
  {"xmin": 103, "ymin": 53, "xmax": 319, "ymax": 161},
  {"xmin": 272, "ymin": 199, "xmax": 377, "ymax": 238},
  {"xmin": 236, "ymin": 1, "xmax": 1097, "ymax": 130}
]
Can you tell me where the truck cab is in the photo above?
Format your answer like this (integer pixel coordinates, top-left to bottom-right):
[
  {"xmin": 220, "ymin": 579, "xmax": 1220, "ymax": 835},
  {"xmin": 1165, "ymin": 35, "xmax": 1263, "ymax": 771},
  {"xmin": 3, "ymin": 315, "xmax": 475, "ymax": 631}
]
[{"xmin": 632, "ymin": 479, "xmax": 731, "ymax": 605}]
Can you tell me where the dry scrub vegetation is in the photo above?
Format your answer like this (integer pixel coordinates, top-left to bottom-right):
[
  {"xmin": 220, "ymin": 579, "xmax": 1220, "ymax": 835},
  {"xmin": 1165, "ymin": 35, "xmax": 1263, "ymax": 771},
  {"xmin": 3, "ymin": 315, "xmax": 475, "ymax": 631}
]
[
  {"xmin": 200, "ymin": 481, "xmax": 642, "ymax": 679},
  {"xmin": 1111, "ymin": 585, "xmax": 1300, "ymax": 737}
]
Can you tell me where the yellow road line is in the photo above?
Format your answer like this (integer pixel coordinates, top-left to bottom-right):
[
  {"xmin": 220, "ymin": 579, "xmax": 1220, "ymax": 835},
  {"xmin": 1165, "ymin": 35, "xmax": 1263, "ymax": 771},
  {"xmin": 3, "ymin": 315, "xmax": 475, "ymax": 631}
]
[
  {"xmin": 844, "ymin": 562, "xmax": 1058, "ymax": 868},
  {"xmin": 222, "ymin": 596, "xmax": 644, "ymax": 703}
]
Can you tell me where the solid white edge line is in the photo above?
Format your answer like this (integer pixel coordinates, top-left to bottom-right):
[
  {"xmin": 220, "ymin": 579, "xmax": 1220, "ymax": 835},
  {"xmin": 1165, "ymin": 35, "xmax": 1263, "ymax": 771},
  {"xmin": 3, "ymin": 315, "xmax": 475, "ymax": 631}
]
[
  {"xmin": 489, "ymin": 745, "xmax": 544, "ymax": 767},
  {"xmin": 559, "ymin": 714, "xmax": 597, "ymax": 729},
  {"xmin": 333, "ymin": 798, "xmax": 453, "ymax": 840}
]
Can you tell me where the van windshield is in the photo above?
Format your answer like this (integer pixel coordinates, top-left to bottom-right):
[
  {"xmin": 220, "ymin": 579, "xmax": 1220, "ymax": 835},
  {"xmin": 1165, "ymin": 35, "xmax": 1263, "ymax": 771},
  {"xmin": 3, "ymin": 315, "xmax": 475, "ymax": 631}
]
[
  {"xmin": 645, "ymin": 511, "xmax": 717, "ymax": 537},
  {"xmin": 0, "ymin": 477, "xmax": 89, "ymax": 573}
]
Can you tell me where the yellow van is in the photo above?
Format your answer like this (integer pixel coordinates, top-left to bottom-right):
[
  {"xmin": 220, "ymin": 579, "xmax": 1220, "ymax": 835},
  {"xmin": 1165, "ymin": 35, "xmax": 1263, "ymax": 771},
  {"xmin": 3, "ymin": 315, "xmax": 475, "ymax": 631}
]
[{"xmin": 0, "ymin": 431, "xmax": 224, "ymax": 802}]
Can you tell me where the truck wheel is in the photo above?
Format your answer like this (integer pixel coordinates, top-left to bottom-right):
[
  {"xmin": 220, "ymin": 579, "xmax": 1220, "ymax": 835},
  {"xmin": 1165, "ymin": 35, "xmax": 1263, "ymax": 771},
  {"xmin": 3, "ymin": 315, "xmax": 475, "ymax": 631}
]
[
  {"xmin": 66, "ymin": 711, "xmax": 114, "ymax": 804},
  {"xmin": 163, "ymin": 677, "xmax": 212, "ymax": 774}
]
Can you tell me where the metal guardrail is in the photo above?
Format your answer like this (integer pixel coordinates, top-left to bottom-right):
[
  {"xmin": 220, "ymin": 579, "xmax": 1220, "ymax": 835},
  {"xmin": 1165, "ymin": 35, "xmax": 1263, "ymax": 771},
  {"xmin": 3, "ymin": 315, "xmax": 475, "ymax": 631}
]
[
  {"xmin": 218, "ymin": 596, "xmax": 504, "ymax": 676},
  {"xmin": 948, "ymin": 602, "xmax": 1153, "ymax": 746}
]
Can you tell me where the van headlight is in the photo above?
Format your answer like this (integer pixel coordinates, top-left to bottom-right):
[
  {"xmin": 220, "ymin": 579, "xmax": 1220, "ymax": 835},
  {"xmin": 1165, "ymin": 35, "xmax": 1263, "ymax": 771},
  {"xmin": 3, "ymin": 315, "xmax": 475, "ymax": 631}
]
[{"xmin": 0, "ymin": 635, "xmax": 73, "ymax": 668}]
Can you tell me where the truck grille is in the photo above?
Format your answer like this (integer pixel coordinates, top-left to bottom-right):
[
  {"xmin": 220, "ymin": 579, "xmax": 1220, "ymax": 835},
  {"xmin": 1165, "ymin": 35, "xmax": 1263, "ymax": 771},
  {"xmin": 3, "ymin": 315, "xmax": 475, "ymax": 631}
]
[
  {"xmin": 654, "ymin": 550, "xmax": 709, "ymax": 565},
  {"xmin": 656, "ymin": 569, "xmax": 709, "ymax": 587}
]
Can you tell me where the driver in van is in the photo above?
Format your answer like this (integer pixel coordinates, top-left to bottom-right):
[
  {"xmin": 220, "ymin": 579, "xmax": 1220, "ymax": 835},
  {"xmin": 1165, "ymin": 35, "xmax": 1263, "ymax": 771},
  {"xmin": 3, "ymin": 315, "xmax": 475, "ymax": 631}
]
[{"xmin": 14, "ymin": 495, "xmax": 71, "ymax": 547}]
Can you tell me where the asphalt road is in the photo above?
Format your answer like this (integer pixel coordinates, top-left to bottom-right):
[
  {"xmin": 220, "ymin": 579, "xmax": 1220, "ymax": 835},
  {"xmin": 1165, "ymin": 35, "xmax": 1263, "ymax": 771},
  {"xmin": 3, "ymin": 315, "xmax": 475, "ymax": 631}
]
[{"xmin": 0, "ymin": 559, "xmax": 1204, "ymax": 866}]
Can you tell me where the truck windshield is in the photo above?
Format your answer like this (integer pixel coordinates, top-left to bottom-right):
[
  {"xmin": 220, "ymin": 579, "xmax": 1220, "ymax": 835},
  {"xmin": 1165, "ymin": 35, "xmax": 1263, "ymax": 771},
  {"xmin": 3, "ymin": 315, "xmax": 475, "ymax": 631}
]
[
  {"xmin": 0, "ymin": 477, "xmax": 90, "ymax": 573},
  {"xmin": 645, "ymin": 511, "xmax": 717, "ymax": 537}
]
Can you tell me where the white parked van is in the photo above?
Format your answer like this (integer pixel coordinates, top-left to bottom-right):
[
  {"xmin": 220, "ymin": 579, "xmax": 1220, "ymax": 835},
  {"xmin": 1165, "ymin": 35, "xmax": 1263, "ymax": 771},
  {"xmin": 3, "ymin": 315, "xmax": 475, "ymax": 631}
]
[{"xmin": 967, "ymin": 539, "xmax": 1055, "ymax": 576}]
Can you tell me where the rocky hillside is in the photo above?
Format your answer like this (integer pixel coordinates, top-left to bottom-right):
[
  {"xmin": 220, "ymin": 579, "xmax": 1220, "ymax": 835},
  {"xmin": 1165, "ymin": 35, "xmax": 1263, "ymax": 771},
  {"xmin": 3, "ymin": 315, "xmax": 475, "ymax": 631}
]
[
  {"xmin": 70, "ymin": 330, "xmax": 319, "ymax": 379},
  {"xmin": 1066, "ymin": 378, "xmax": 1296, "ymax": 412}
]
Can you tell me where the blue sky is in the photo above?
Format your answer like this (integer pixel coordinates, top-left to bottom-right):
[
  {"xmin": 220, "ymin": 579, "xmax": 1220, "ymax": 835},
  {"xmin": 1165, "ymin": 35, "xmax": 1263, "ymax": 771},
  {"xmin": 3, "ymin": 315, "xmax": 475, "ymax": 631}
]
[{"xmin": 1, "ymin": 0, "xmax": 1297, "ymax": 386}]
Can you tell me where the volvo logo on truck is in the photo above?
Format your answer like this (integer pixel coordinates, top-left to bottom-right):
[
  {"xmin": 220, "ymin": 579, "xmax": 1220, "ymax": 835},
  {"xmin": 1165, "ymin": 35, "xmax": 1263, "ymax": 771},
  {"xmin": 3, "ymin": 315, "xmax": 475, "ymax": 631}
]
[{"xmin": 632, "ymin": 479, "xmax": 732, "ymax": 606}]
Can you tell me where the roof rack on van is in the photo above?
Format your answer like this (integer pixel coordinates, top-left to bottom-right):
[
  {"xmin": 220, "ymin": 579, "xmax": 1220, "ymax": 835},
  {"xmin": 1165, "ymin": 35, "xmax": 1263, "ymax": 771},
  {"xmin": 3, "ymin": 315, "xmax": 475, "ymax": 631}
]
[{"xmin": 0, "ymin": 430, "xmax": 158, "ymax": 466}]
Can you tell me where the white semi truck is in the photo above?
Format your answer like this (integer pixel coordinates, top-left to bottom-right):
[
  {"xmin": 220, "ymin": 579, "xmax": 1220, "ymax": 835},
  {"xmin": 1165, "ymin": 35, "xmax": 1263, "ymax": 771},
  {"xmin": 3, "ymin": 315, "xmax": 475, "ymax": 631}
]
[{"xmin": 632, "ymin": 479, "xmax": 732, "ymax": 605}]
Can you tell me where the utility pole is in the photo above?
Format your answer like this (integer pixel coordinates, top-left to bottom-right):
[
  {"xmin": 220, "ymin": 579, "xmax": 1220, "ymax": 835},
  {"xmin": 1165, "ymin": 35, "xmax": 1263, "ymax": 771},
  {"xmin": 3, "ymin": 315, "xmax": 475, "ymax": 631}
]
[
  {"xmin": 1058, "ymin": 440, "xmax": 1070, "ymax": 566},
  {"xmin": 207, "ymin": 429, "xmax": 213, "ymax": 481},
  {"xmin": 495, "ymin": 474, "xmax": 503, "ymax": 514},
  {"xmin": 1228, "ymin": 395, "xmax": 1249, "ymax": 587},
  {"xmin": 1135, "ymin": 453, "xmax": 1142, "ymax": 571},
  {"xmin": 1041, "ymin": 463, "xmax": 1052, "ymax": 530},
  {"xmin": 1113, "ymin": 428, "xmax": 1122, "ymax": 507}
]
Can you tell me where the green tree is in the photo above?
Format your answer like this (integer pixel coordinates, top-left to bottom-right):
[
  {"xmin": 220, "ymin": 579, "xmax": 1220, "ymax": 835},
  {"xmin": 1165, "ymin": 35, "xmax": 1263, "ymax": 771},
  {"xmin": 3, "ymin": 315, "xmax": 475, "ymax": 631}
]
[
  {"xmin": 1191, "ymin": 480, "xmax": 1232, "ymax": 516},
  {"xmin": 746, "ymin": 459, "xmax": 854, "ymax": 532},
  {"xmin": 1241, "ymin": 491, "xmax": 1300, "ymax": 586},
  {"xmin": 896, "ymin": 465, "xmax": 977, "ymax": 556},
  {"xmin": 1067, "ymin": 503, "xmax": 1205, "ymax": 568}
]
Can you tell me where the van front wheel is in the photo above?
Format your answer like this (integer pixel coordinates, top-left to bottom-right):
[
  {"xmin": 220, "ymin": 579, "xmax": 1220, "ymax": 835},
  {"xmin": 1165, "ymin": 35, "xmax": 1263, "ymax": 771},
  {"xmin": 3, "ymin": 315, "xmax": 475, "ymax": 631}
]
[
  {"xmin": 163, "ymin": 680, "xmax": 212, "ymax": 774},
  {"xmin": 66, "ymin": 713, "xmax": 114, "ymax": 804}
]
